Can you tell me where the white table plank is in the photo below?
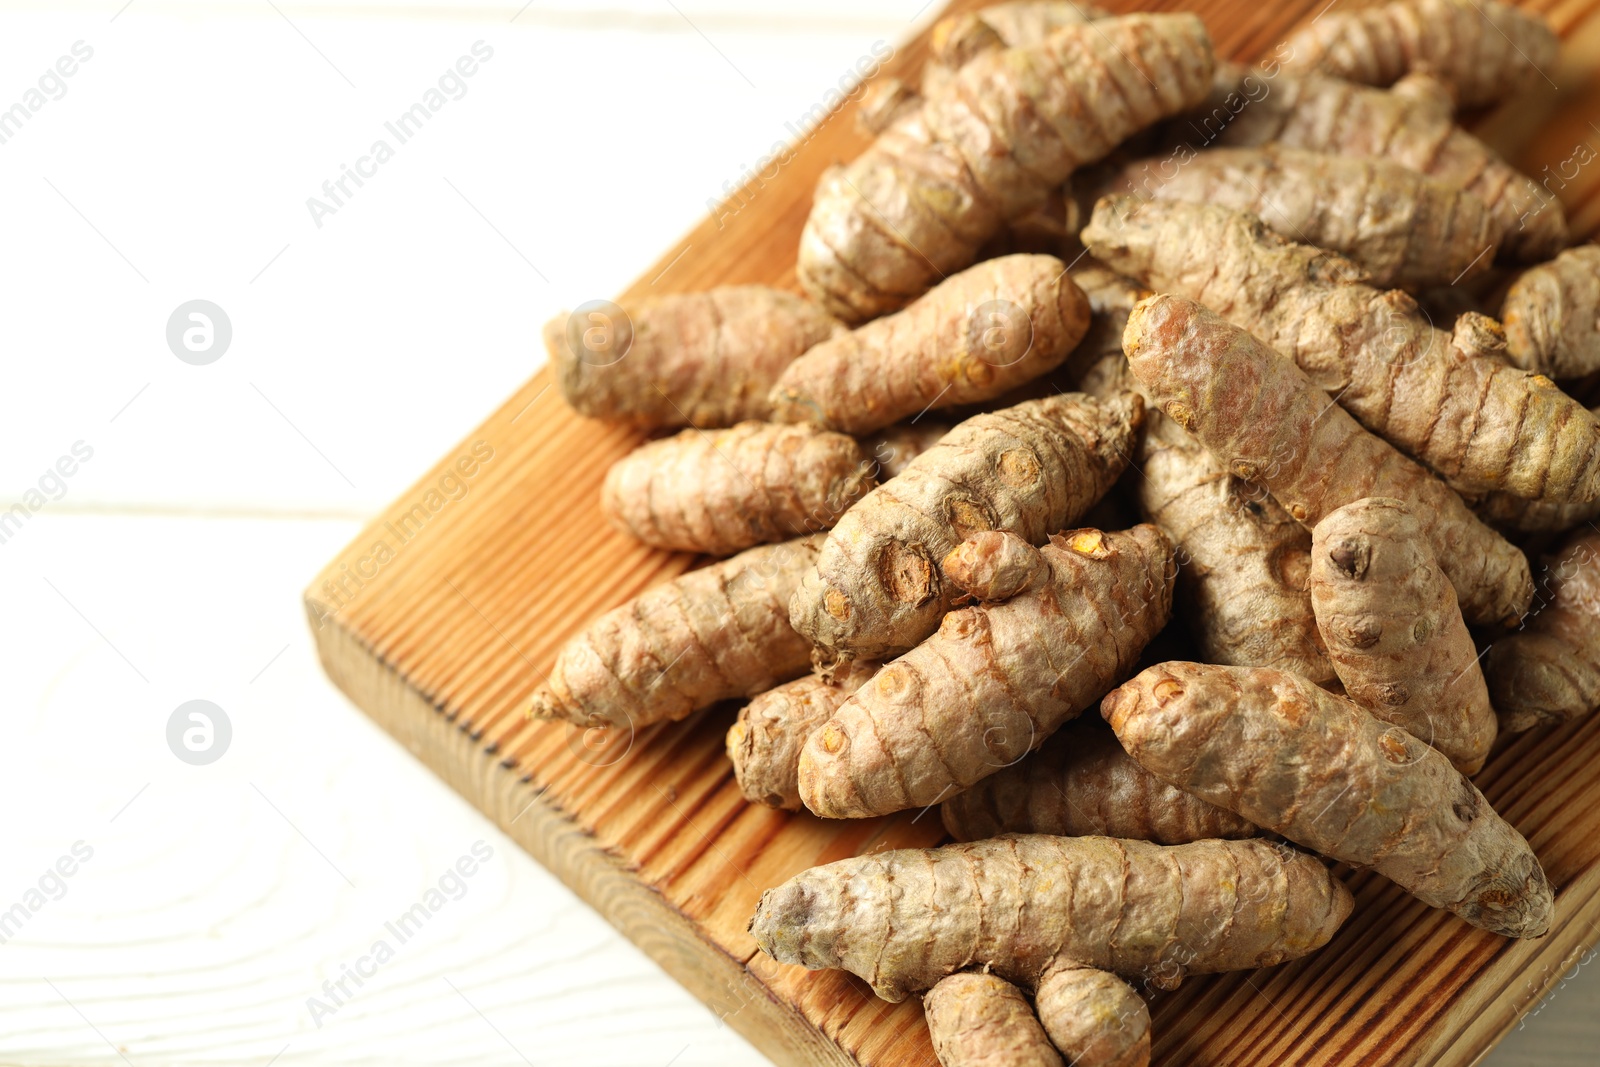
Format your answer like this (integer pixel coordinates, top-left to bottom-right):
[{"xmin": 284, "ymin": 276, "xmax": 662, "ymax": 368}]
[
  {"xmin": 0, "ymin": 511, "xmax": 766, "ymax": 1066},
  {"xmin": 0, "ymin": 2, "xmax": 927, "ymax": 515}
]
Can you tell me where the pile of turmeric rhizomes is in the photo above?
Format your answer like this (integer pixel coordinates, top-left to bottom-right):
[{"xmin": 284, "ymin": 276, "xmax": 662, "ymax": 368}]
[{"xmin": 531, "ymin": 4, "xmax": 1592, "ymax": 1063}]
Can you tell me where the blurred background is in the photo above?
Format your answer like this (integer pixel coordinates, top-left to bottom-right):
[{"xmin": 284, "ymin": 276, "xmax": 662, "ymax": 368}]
[{"xmin": 0, "ymin": 1, "xmax": 1588, "ymax": 1064}]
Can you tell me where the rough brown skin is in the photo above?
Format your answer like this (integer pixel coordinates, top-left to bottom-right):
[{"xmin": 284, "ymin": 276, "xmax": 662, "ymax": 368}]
[
  {"xmin": 1197, "ymin": 65, "xmax": 1566, "ymax": 261},
  {"xmin": 1472, "ymin": 399, "xmax": 1600, "ymax": 533},
  {"xmin": 1281, "ymin": 0, "xmax": 1558, "ymax": 109},
  {"xmin": 922, "ymin": 3, "xmax": 1110, "ymax": 95},
  {"xmin": 601, "ymin": 423, "xmax": 876, "ymax": 555},
  {"xmin": 725, "ymin": 660, "xmax": 879, "ymax": 811},
  {"xmin": 924, "ymin": 972, "xmax": 1064, "ymax": 1067},
  {"xmin": 1120, "ymin": 293, "xmax": 1532, "ymax": 627},
  {"xmin": 770, "ymin": 255, "xmax": 1091, "ymax": 435},
  {"xmin": 1487, "ymin": 530, "xmax": 1600, "ymax": 732},
  {"xmin": 940, "ymin": 719, "xmax": 1257, "ymax": 844},
  {"xmin": 749, "ymin": 834, "xmax": 1353, "ymax": 1002},
  {"xmin": 1099, "ymin": 146, "xmax": 1495, "ymax": 289},
  {"xmin": 857, "ymin": 82, "xmax": 1086, "ymax": 265},
  {"xmin": 790, "ymin": 392, "xmax": 1142, "ymax": 663},
  {"xmin": 1104, "ymin": 662, "xmax": 1553, "ymax": 938},
  {"xmin": 526, "ymin": 535, "xmax": 824, "ymax": 730},
  {"xmin": 1084, "ymin": 197, "xmax": 1600, "ymax": 506},
  {"xmin": 796, "ymin": 14, "xmax": 1215, "ymax": 323},
  {"xmin": 1102, "ymin": 353, "xmax": 1333, "ymax": 681},
  {"xmin": 859, "ymin": 421, "xmax": 955, "ymax": 480},
  {"xmin": 542, "ymin": 287, "xmax": 841, "ymax": 429},
  {"xmin": 1502, "ymin": 246, "xmax": 1600, "ymax": 380},
  {"xmin": 977, "ymin": 263, "xmax": 1149, "ymax": 407},
  {"xmin": 1036, "ymin": 963, "xmax": 1150, "ymax": 1067},
  {"xmin": 797, "ymin": 526, "xmax": 1174, "ymax": 818},
  {"xmin": 1476, "ymin": 488, "xmax": 1600, "ymax": 534},
  {"xmin": 1475, "ymin": 449, "xmax": 1600, "ymax": 533},
  {"xmin": 1310, "ymin": 498, "xmax": 1497, "ymax": 774}
]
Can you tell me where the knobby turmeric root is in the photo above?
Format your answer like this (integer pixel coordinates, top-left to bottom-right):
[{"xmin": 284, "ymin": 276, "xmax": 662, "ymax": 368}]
[
  {"xmin": 1486, "ymin": 530, "xmax": 1600, "ymax": 733},
  {"xmin": 726, "ymin": 660, "xmax": 879, "ymax": 811},
  {"xmin": 927, "ymin": 965, "xmax": 1151, "ymax": 1067},
  {"xmin": 924, "ymin": 972, "xmax": 1065, "ymax": 1067},
  {"xmin": 940, "ymin": 719, "xmax": 1257, "ymax": 844},
  {"xmin": 1156, "ymin": 426, "xmax": 1330, "ymax": 676},
  {"xmin": 1092, "ymin": 351, "xmax": 1333, "ymax": 680},
  {"xmin": 1100, "ymin": 146, "xmax": 1495, "ymax": 289},
  {"xmin": 1502, "ymin": 246, "xmax": 1600, "ymax": 380},
  {"xmin": 856, "ymin": 82, "xmax": 1087, "ymax": 266},
  {"xmin": 1310, "ymin": 498, "xmax": 1496, "ymax": 774},
  {"xmin": 526, "ymin": 534, "xmax": 824, "ymax": 730},
  {"xmin": 797, "ymin": 14, "xmax": 1214, "ymax": 322},
  {"xmin": 981, "ymin": 264, "xmax": 1148, "ymax": 404},
  {"xmin": 1281, "ymin": 0, "xmax": 1558, "ymax": 109},
  {"xmin": 1201, "ymin": 66, "xmax": 1566, "ymax": 261},
  {"xmin": 749, "ymin": 834, "xmax": 1353, "ymax": 1002},
  {"xmin": 791, "ymin": 392, "xmax": 1142, "ymax": 663},
  {"xmin": 1121, "ymin": 293, "xmax": 1532, "ymax": 627},
  {"xmin": 1475, "ymin": 483, "xmax": 1600, "ymax": 534},
  {"xmin": 1035, "ymin": 963, "xmax": 1150, "ymax": 1067},
  {"xmin": 1084, "ymin": 197, "xmax": 1600, "ymax": 506},
  {"xmin": 798, "ymin": 526, "xmax": 1174, "ymax": 818},
  {"xmin": 1475, "ymin": 412, "xmax": 1600, "ymax": 532},
  {"xmin": 1104, "ymin": 662, "xmax": 1553, "ymax": 938},
  {"xmin": 916, "ymin": 4, "xmax": 1197, "ymax": 271},
  {"xmin": 769, "ymin": 254, "xmax": 1091, "ymax": 435},
  {"xmin": 542, "ymin": 287, "xmax": 841, "ymax": 429},
  {"xmin": 922, "ymin": 2, "xmax": 1109, "ymax": 96},
  {"xmin": 601, "ymin": 422, "xmax": 876, "ymax": 555}
]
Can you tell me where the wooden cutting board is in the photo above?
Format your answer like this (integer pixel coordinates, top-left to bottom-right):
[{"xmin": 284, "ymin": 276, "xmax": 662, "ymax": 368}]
[{"xmin": 305, "ymin": 2, "xmax": 1600, "ymax": 1063}]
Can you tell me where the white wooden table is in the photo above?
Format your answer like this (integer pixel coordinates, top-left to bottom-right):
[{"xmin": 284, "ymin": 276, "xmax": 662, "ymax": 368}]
[{"xmin": 0, "ymin": 2, "xmax": 1588, "ymax": 1064}]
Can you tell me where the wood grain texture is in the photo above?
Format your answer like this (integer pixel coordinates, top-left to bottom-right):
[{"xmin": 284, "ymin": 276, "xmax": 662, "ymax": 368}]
[{"xmin": 305, "ymin": 2, "xmax": 1600, "ymax": 1064}]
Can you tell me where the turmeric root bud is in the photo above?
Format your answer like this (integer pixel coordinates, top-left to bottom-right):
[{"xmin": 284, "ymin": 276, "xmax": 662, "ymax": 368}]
[{"xmin": 943, "ymin": 529, "xmax": 1050, "ymax": 601}]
